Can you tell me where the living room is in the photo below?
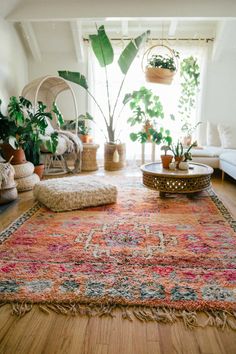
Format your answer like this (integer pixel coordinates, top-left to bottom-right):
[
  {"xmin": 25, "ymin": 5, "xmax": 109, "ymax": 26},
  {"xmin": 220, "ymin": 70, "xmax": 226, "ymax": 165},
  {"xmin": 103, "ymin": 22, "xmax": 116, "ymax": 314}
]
[{"xmin": 1, "ymin": 0, "xmax": 236, "ymax": 353}]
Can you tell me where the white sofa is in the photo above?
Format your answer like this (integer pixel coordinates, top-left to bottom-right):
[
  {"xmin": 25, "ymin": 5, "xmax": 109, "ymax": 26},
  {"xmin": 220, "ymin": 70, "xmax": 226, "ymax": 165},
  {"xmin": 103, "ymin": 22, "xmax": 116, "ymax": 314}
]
[{"xmin": 190, "ymin": 122, "xmax": 236, "ymax": 180}]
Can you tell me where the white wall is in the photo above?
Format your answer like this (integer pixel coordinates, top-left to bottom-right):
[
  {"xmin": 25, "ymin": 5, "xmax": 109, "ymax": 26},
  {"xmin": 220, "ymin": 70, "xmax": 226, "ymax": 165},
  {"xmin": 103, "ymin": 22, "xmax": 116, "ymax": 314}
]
[
  {"xmin": 28, "ymin": 53, "xmax": 88, "ymax": 120},
  {"xmin": 200, "ymin": 52, "xmax": 236, "ymax": 144},
  {"xmin": 0, "ymin": 18, "xmax": 28, "ymax": 111}
]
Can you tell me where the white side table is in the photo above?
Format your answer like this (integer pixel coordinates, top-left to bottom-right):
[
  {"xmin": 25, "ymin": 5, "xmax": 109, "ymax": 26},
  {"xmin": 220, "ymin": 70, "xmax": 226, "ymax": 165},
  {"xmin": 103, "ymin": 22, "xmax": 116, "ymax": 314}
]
[{"xmin": 141, "ymin": 141, "xmax": 156, "ymax": 164}]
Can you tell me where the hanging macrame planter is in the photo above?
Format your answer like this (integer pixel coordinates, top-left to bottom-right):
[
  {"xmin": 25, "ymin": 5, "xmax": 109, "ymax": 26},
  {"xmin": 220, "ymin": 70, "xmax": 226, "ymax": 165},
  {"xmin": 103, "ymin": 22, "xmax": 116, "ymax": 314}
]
[{"xmin": 142, "ymin": 44, "xmax": 179, "ymax": 85}]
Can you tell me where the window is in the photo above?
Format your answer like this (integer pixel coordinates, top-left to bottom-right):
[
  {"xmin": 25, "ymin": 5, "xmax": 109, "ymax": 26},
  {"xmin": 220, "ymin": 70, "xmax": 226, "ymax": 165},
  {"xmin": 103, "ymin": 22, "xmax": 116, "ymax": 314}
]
[{"xmin": 88, "ymin": 40, "xmax": 209, "ymax": 162}]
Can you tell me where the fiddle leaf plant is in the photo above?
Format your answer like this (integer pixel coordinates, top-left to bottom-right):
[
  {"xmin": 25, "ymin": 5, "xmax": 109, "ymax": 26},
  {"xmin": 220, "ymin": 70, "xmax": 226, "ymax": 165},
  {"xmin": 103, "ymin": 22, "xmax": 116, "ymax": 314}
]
[
  {"xmin": 59, "ymin": 25, "xmax": 150, "ymax": 143},
  {"xmin": 125, "ymin": 86, "xmax": 165, "ymax": 143}
]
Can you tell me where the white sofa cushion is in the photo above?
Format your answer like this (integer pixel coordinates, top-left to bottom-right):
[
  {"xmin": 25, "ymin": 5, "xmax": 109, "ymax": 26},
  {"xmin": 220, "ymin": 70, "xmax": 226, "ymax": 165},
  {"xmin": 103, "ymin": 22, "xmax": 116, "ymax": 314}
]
[
  {"xmin": 191, "ymin": 146, "xmax": 225, "ymax": 157},
  {"xmin": 218, "ymin": 124, "xmax": 236, "ymax": 149},
  {"xmin": 220, "ymin": 151, "xmax": 236, "ymax": 167},
  {"xmin": 206, "ymin": 121, "xmax": 221, "ymax": 146}
]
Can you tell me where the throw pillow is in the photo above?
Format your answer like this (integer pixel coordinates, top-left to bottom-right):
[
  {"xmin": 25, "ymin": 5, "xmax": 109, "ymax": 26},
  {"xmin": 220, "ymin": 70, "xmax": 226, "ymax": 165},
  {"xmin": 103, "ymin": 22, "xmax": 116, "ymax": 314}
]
[
  {"xmin": 206, "ymin": 121, "xmax": 221, "ymax": 146},
  {"xmin": 218, "ymin": 124, "xmax": 236, "ymax": 149}
]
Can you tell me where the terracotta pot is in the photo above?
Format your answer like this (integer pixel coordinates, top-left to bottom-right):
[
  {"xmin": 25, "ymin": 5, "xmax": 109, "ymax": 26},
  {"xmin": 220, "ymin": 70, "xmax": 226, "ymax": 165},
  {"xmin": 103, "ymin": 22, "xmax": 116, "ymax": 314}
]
[
  {"xmin": 145, "ymin": 67, "xmax": 176, "ymax": 85},
  {"xmin": 175, "ymin": 156, "xmax": 183, "ymax": 168},
  {"xmin": 34, "ymin": 164, "xmax": 44, "ymax": 179},
  {"xmin": 161, "ymin": 154, "xmax": 173, "ymax": 169},
  {"xmin": 79, "ymin": 135, "xmax": 93, "ymax": 144},
  {"xmin": 1, "ymin": 144, "xmax": 26, "ymax": 165},
  {"xmin": 104, "ymin": 143, "xmax": 126, "ymax": 171}
]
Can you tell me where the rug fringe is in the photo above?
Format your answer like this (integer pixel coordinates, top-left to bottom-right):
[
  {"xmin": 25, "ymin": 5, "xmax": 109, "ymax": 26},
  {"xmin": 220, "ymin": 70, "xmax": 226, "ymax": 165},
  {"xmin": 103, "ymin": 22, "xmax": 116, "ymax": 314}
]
[{"xmin": 2, "ymin": 302, "xmax": 236, "ymax": 330}]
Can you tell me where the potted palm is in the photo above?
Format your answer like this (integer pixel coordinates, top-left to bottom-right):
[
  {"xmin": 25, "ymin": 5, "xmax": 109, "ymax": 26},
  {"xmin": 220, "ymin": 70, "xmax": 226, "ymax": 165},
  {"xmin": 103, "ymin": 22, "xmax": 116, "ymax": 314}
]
[
  {"xmin": 59, "ymin": 25, "xmax": 150, "ymax": 170},
  {"xmin": 144, "ymin": 45, "xmax": 179, "ymax": 85}
]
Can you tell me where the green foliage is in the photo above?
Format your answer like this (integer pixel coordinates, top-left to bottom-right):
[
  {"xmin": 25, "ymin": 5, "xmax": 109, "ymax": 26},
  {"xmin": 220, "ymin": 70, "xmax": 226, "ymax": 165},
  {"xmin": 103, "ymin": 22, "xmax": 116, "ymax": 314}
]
[
  {"xmin": 62, "ymin": 113, "xmax": 94, "ymax": 136},
  {"xmin": 178, "ymin": 56, "xmax": 200, "ymax": 136},
  {"xmin": 147, "ymin": 50, "xmax": 179, "ymax": 71},
  {"xmin": 125, "ymin": 86, "xmax": 166, "ymax": 144},
  {"xmin": 59, "ymin": 26, "xmax": 150, "ymax": 143},
  {"xmin": 0, "ymin": 96, "xmax": 60, "ymax": 165},
  {"xmin": 89, "ymin": 25, "xmax": 114, "ymax": 67},
  {"xmin": 183, "ymin": 140, "xmax": 197, "ymax": 161},
  {"xmin": 170, "ymin": 140, "xmax": 184, "ymax": 157}
]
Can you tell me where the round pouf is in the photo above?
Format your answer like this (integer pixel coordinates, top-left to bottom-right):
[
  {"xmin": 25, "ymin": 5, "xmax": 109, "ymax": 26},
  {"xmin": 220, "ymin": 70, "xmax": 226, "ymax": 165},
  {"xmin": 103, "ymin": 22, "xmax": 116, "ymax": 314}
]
[
  {"xmin": 16, "ymin": 173, "xmax": 40, "ymax": 192},
  {"xmin": 13, "ymin": 161, "xmax": 35, "ymax": 179}
]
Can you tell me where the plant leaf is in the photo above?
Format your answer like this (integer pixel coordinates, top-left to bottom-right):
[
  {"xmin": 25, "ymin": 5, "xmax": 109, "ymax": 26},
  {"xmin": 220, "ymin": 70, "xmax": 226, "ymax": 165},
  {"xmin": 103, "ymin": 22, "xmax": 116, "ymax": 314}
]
[
  {"xmin": 118, "ymin": 30, "xmax": 150, "ymax": 74},
  {"xmin": 58, "ymin": 71, "xmax": 88, "ymax": 90},
  {"xmin": 89, "ymin": 25, "xmax": 114, "ymax": 67}
]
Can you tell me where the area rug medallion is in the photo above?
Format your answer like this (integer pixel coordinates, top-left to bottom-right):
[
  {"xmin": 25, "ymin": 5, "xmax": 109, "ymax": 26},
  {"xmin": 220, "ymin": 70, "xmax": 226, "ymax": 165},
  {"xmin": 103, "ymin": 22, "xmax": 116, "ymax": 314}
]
[{"xmin": 1, "ymin": 176, "xmax": 236, "ymax": 330}]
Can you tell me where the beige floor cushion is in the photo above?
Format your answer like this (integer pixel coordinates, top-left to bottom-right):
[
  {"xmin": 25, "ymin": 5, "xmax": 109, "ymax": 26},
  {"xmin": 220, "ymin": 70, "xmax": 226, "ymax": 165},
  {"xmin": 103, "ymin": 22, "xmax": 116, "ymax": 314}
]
[
  {"xmin": 33, "ymin": 176, "xmax": 117, "ymax": 212},
  {"xmin": 17, "ymin": 173, "xmax": 40, "ymax": 192}
]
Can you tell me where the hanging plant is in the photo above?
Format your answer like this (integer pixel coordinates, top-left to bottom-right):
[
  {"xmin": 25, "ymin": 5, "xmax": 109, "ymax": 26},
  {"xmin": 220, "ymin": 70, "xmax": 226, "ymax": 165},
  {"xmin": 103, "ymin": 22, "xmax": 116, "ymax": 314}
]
[
  {"xmin": 143, "ymin": 45, "xmax": 179, "ymax": 85},
  {"xmin": 178, "ymin": 56, "xmax": 201, "ymax": 145}
]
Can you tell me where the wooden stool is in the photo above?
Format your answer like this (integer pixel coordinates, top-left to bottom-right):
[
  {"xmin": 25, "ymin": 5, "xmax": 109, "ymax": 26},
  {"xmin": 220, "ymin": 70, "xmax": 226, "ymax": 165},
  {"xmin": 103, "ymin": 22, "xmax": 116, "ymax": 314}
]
[{"xmin": 81, "ymin": 144, "xmax": 100, "ymax": 171}]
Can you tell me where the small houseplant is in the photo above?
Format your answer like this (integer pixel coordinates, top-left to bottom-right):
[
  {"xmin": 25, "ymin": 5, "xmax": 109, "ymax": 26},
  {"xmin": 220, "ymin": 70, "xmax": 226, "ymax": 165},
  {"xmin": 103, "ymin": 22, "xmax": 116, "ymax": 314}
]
[
  {"xmin": 62, "ymin": 113, "xmax": 94, "ymax": 143},
  {"xmin": 59, "ymin": 25, "xmax": 149, "ymax": 170},
  {"xmin": 125, "ymin": 86, "xmax": 165, "ymax": 143},
  {"xmin": 160, "ymin": 144, "xmax": 173, "ymax": 169},
  {"xmin": 170, "ymin": 140, "xmax": 197, "ymax": 169},
  {"xmin": 144, "ymin": 45, "xmax": 179, "ymax": 85}
]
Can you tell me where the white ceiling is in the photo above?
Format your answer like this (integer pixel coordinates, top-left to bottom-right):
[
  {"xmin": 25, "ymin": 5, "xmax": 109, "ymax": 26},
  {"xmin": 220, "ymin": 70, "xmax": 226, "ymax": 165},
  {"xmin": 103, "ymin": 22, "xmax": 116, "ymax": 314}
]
[{"xmin": 2, "ymin": 0, "xmax": 236, "ymax": 61}]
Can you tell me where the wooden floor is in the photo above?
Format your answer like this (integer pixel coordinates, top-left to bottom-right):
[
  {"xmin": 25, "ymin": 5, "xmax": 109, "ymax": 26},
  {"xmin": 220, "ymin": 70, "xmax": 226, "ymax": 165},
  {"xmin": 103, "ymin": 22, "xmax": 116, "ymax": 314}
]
[{"xmin": 0, "ymin": 167, "xmax": 236, "ymax": 354}]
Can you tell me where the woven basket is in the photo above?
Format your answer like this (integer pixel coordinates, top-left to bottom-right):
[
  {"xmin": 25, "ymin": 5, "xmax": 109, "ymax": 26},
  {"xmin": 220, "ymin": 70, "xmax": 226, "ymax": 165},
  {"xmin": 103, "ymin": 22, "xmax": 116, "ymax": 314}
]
[
  {"xmin": 16, "ymin": 173, "xmax": 40, "ymax": 192},
  {"xmin": 145, "ymin": 67, "xmax": 176, "ymax": 85},
  {"xmin": 81, "ymin": 144, "xmax": 99, "ymax": 171},
  {"xmin": 142, "ymin": 44, "xmax": 178, "ymax": 85},
  {"xmin": 13, "ymin": 161, "xmax": 34, "ymax": 179},
  {"xmin": 104, "ymin": 143, "xmax": 126, "ymax": 171}
]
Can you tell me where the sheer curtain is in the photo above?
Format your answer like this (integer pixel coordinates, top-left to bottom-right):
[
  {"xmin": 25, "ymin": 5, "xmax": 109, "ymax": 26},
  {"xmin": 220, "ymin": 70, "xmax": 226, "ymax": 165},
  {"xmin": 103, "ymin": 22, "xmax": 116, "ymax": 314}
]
[{"xmin": 87, "ymin": 39, "xmax": 210, "ymax": 162}]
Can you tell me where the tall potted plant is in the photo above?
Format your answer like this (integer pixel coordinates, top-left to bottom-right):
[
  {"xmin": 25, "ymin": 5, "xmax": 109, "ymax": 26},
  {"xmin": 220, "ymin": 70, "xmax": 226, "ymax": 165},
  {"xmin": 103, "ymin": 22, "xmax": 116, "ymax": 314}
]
[
  {"xmin": 59, "ymin": 25, "xmax": 150, "ymax": 170},
  {"xmin": 125, "ymin": 86, "xmax": 165, "ymax": 143}
]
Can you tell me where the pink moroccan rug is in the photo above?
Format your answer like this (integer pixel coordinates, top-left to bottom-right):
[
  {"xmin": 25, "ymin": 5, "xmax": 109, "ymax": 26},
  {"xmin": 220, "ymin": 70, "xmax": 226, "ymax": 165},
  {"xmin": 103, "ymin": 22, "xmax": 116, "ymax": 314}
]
[{"xmin": 1, "ymin": 176, "xmax": 236, "ymax": 329}]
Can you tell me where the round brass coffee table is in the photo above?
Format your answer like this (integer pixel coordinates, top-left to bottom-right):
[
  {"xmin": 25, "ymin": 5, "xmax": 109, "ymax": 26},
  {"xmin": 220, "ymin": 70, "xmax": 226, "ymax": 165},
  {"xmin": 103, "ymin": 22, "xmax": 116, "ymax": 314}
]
[{"xmin": 141, "ymin": 162, "xmax": 214, "ymax": 197}]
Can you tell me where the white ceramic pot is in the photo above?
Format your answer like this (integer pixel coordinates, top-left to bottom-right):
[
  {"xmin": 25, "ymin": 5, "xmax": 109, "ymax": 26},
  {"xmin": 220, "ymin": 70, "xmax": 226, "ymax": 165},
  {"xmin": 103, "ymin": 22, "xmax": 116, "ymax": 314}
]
[{"xmin": 178, "ymin": 161, "xmax": 189, "ymax": 170}]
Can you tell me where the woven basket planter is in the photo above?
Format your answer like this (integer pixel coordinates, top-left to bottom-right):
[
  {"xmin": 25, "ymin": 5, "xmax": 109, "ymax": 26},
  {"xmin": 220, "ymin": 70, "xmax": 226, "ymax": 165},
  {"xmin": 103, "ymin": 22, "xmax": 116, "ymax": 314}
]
[
  {"xmin": 145, "ymin": 67, "xmax": 176, "ymax": 85},
  {"xmin": 104, "ymin": 143, "xmax": 126, "ymax": 171},
  {"xmin": 142, "ymin": 44, "xmax": 178, "ymax": 85}
]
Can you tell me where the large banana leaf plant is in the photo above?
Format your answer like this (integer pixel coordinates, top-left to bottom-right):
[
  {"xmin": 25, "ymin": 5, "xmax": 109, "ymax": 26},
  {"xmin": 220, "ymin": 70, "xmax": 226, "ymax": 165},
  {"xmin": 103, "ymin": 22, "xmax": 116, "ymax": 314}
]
[{"xmin": 59, "ymin": 25, "xmax": 150, "ymax": 143}]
